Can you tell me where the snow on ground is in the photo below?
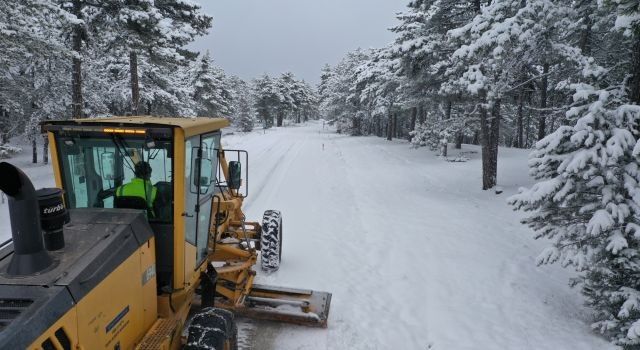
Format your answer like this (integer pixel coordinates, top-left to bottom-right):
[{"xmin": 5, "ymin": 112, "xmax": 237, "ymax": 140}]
[
  {"xmin": 0, "ymin": 121, "xmax": 617, "ymax": 349},
  {"xmin": 223, "ymin": 121, "xmax": 616, "ymax": 350}
]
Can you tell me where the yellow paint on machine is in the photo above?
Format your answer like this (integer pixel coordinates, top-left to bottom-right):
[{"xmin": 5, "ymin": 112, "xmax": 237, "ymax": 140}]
[
  {"xmin": 47, "ymin": 132, "xmax": 63, "ymax": 191},
  {"xmin": 173, "ymin": 127, "xmax": 186, "ymax": 290},
  {"xmin": 32, "ymin": 115, "xmax": 331, "ymax": 350},
  {"xmin": 27, "ymin": 238, "xmax": 157, "ymax": 350}
]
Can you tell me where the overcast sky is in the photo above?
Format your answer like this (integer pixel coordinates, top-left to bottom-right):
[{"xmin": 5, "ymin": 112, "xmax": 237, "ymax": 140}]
[{"xmin": 190, "ymin": 0, "xmax": 408, "ymax": 85}]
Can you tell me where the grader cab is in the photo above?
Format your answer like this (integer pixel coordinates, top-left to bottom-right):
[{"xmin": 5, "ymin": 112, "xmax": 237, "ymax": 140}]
[{"xmin": 0, "ymin": 116, "xmax": 330, "ymax": 350}]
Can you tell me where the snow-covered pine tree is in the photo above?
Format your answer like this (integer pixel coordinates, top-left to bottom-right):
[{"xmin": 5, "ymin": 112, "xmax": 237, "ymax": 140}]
[
  {"xmin": 354, "ymin": 46, "xmax": 407, "ymax": 139},
  {"xmin": 83, "ymin": 47, "xmax": 195, "ymax": 117},
  {"xmin": 235, "ymin": 96, "xmax": 254, "ymax": 132},
  {"xmin": 1, "ymin": 0, "xmax": 75, "ymax": 161},
  {"xmin": 98, "ymin": 0, "xmax": 212, "ymax": 115},
  {"xmin": 300, "ymin": 81, "xmax": 319, "ymax": 122},
  {"xmin": 327, "ymin": 49, "xmax": 373, "ymax": 135},
  {"xmin": 144, "ymin": 57, "xmax": 196, "ymax": 116},
  {"xmin": 191, "ymin": 52, "xmax": 233, "ymax": 118},
  {"xmin": 226, "ymin": 75, "xmax": 250, "ymax": 126},
  {"xmin": 391, "ymin": 0, "xmax": 476, "ymax": 151},
  {"xmin": 252, "ymin": 74, "xmax": 279, "ymax": 128},
  {"xmin": 1, "ymin": 0, "xmax": 74, "ymax": 109},
  {"xmin": 443, "ymin": 0, "xmax": 577, "ymax": 189},
  {"xmin": 274, "ymin": 72, "xmax": 299, "ymax": 127},
  {"xmin": 510, "ymin": 1, "xmax": 640, "ymax": 346}
]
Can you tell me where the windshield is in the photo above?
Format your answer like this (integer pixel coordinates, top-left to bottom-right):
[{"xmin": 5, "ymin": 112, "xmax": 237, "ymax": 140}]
[{"xmin": 56, "ymin": 134, "xmax": 173, "ymax": 222}]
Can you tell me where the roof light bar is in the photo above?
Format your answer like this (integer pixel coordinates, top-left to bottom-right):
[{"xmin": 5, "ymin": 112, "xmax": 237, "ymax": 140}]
[{"xmin": 103, "ymin": 128, "xmax": 146, "ymax": 134}]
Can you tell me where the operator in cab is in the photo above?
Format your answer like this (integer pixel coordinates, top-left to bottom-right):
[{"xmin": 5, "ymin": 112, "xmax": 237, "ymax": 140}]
[{"xmin": 115, "ymin": 161, "xmax": 158, "ymax": 216}]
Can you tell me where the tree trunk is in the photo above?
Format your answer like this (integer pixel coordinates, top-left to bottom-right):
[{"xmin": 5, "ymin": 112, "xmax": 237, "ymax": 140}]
[
  {"xmin": 480, "ymin": 98, "xmax": 500, "ymax": 190},
  {"xmin": 480, "ymin": 106, "xmax": 490, "ymax": 188},
  {"xmin": 630, "ymin": 37, "xmax": 640, "ymax": 104},
  {"xmin": 32, "ymin": 137, "xmax": 37, "ymax": 164},
  {"xmin": 538, "ymin": 62, "xmax": 549, "ymax": 140},
  {"xmin": 276, "ymin": 110, "xmax": 283, "ymax": 127},
  {"xmin": 579, "ymin": 11, "xmax": 592, "ymax": 56},
  {"xmin": 0, "ymin": 108, "xmax": 4, "ymax": 144},
  {"xmin": 455, "ymin": 132, "xmax": 463, "ymax": 149},
  {"xmin": 352, "ymin": 117, "xmax": 359, "ymax": 136},
  {"xmin": 393, "ymin": 113, "xmax": 398, "ymax": 138},
  {"xmin": 443, "ymin": 100, "xmax": 452, "ymax": 154},
  {"xmin": 386, "ymin": 112, "xmax": 392, "ymax": 141},
  {"xmin": 408, "ymin": 107, "xmax": 417, "ymax": 141},
  {"xmin": 525, "ymin": 103, "xmax": 532, "ymax": 147},
  {"xmin": 130, "ymin": 51, "xmax": 140, "ymax": 115},
  {"xmin": 517, "ymin": 90, "xmax": 524, "ymax": 148},
  {"xmin": 418, "ymin": 103, "xmax": 425, "ymax": 124},
  {"xmin": 43, "ymin": 135, "xmax": 49, "ymax": 164},
  {"xmin": 71, "ymin": 0, "xmax": 83, "ymax": 119}
]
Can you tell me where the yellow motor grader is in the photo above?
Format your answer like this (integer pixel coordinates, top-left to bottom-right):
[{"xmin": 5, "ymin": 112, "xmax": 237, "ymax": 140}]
[{"xmin": 0, "ymin": 116, "xmax": 331, "ymax": 350}]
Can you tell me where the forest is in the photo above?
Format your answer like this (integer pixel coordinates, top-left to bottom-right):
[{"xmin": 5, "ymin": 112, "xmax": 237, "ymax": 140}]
[
  {"xmin": 4, "ymin": 0, "xmax": 640, "ymax": 348},
  {"xmin": 0, "ymin": 0, "xmax": 317, "ymax": 163}
]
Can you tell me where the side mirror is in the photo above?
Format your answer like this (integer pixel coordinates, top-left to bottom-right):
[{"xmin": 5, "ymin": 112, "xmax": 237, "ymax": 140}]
[
  {"xmin": 100, "ymin": 152, "xmax": 116, "ymax": 180},
  {"xmin": 228, "ymin": 161, "xmax": 241, "ymax": 190}
]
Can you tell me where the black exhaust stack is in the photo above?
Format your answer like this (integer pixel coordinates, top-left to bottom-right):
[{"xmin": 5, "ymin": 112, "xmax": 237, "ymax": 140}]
[
  {"xmin": 36, "ymin": 188, "xmax": 68, "ymax": 251},
  {"xmin": 0, "ymin": 162, "xmax": 53, "ymax": 276}
]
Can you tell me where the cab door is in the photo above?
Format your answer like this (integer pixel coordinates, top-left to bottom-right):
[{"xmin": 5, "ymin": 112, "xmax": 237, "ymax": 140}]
[{"xmin": 183, "ymin": 132, "xmax": 220, "ymax": 280}]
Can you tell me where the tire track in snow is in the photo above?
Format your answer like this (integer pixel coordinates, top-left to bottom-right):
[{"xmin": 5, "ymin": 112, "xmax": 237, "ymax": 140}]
[
  {"xmin": 334, "ymin": 137, "xmax": 433, "ymax": 348},
  {"xmin": 224, "ymin": 130, "xmax": 304, "ymax": 350},
  {"xmin": 243, "ymin": 138, "xmax": 304, "ymax": 216},
  {"xmin": 234, "ymin": 123, "xmax": 612, "ymax": 350}
]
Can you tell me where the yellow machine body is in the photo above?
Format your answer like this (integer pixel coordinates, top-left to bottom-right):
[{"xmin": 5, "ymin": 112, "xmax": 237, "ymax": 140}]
[
  {"xmin": 27, "ymin": 239, "xmax": 158, "ymax": 350},
  {"xmin": 7, "ymin": 116, "xmax": 333, "ymax": 350}
]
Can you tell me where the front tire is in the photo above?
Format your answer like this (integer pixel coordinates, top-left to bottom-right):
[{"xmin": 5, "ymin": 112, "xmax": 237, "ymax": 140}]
[
  {"xmin": 185, "ymin": 308, "xmax": 238, "ymax": 350},
  {"xmin": 260, "ymin": 210, "xmax": 282, "ymax": 272}
]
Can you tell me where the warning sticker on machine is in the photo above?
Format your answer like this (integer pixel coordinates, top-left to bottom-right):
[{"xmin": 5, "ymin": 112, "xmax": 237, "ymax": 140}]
[
  {"xmin": 106, "ymin": 305, "xmax": 129, "ymax": 333},
  {"xmin": 142, "ymin": 264, "xmax": 156, "ymax": 285}
]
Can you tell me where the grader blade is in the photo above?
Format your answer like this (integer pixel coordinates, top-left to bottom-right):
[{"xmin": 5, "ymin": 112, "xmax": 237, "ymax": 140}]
[{"xmin": 229, "ymin": 284, "xmax": 331, "ymax": 328}]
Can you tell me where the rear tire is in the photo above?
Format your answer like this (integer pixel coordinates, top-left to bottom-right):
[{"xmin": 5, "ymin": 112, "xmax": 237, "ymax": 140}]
[
  {"xmin": 185, "ymin": 307, "xmax": 238, "ymax": 350},
  {"xmin": 260, "ymin": 210, "xmax": 282, "ymax": 272}
]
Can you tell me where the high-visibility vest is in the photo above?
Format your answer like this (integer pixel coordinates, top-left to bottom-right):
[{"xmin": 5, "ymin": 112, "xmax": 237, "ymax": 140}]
[{"xmin": 115, "ymin": 178, "xmax": 157, "ymax": 210}]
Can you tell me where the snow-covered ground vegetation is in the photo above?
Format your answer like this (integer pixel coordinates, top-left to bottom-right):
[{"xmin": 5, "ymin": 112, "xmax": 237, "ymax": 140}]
[{"xmin": 0, "ymin": 144, "xmax": 21, "ymax": 159}]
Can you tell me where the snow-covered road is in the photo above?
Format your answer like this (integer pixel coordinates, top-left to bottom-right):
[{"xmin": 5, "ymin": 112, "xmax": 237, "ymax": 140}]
[
  {"xmin": 0, "ymin": 121, "xmax": 617, "ymax": 349},
  {"xmin": 223, "ymin": 122, "xmax": 616, "ymax": 350}
]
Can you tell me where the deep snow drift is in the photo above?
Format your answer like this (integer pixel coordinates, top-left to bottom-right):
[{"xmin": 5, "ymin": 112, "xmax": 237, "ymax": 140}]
[{"xmin": 0, "ymin": 121, "xmax": 617, "ymax": 349}]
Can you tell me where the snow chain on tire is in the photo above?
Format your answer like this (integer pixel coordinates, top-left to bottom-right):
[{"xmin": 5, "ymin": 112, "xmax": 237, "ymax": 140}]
[
  {"xmin": 260, "ymin": 210, "xmax": 282, "ymax": 272},
  {"xmin": 185, "ymin": 307, "xmax": 238, "ymax": 350}
]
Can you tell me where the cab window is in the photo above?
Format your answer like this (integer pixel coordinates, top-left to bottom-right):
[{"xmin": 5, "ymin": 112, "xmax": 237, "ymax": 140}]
[{"xmin": 56, "ymin": 134, "xmax": 174, "ymax": 223}]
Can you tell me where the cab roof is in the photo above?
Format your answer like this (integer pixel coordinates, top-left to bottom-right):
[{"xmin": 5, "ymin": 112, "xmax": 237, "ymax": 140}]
[{"xmin": 42, "ymin": 116, "xmax": 230, "ymax": 137}]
